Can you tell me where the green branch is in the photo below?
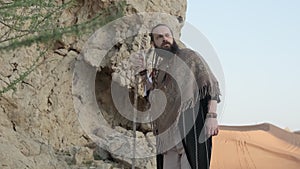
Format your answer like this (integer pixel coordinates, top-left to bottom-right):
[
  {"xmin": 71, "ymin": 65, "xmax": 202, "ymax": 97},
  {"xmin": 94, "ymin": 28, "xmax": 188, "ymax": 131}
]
[
  {"xmin": 0, "ymin": 48, "xmax": 47, "ymax": 96},
  {"xmin": 0, "ymin": 0, "xmax": 125, "ymax": 50},
  {"xmin": 0, "ymin": 0, "xmax": 126, "ymax": 96}
]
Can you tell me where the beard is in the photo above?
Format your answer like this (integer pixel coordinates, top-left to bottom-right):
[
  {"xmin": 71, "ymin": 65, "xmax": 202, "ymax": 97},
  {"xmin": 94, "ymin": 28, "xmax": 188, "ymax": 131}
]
[{"xmin": 154, "ymin": 39, "xmax": 179, "ymax": 57}]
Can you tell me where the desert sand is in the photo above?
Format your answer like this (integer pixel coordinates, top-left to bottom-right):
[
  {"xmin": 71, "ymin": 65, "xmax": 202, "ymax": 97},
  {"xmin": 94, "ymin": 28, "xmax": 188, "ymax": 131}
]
[{"xmin": 211, "ymin": 123, "xmax": 300, "ymax": 169}]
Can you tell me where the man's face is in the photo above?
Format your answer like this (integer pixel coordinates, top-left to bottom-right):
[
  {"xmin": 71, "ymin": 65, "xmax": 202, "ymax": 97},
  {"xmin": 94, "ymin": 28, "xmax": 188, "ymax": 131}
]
[{"xmin": 151, "ymin": 25, "xmax": 174, "ymax": 50}]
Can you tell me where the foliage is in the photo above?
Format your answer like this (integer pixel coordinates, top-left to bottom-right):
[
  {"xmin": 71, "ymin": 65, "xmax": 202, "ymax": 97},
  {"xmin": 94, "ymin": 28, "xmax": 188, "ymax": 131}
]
[
  {"xmin": 0, "ymin": 0, "xmax": 126, "ymax": 50},
  {"xmin": 0, "ymin": 0, "xmax": 126, "ymax": 96}
]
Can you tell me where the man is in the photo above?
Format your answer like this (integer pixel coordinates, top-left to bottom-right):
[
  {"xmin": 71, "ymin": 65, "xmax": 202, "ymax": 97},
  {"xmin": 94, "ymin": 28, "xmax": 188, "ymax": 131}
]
[{"xmin": 131, "ymin": 24, "xmax": 221, "ymax": 169}]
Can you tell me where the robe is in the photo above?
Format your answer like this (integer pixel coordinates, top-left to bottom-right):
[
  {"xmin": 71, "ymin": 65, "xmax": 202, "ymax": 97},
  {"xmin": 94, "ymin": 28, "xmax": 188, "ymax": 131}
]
[{"xmin": 148, "ymin": 48, "xmax": 221, "ymax": 169}]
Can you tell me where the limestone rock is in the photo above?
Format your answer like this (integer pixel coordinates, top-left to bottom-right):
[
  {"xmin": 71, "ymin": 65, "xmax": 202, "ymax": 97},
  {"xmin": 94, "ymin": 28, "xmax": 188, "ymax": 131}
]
[
  {"xmin": 0, "ymin": 0, "xmax": 188, "ymax": 168},
  {"xmin": 74, "ymin": 147, "xmax": 94, "ymax": 165}
]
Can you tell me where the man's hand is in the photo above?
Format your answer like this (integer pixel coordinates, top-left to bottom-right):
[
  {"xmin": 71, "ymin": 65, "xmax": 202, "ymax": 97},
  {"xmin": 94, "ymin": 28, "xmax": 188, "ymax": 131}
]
[
  {"xmin": 204, "ymin": 117, "xmax": 219, "ymax": 137},
  {"xmin": 129, "ymin": 52, "xmax": 145, "ymax": 74},
  {"xmin": 205, "ymin": 100, "xmax": 219, "ymax": 137}
]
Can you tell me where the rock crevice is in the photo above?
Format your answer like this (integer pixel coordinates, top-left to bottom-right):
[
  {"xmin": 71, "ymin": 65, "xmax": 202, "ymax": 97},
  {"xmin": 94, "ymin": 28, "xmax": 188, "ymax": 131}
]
[{"xmin": 0, "ymin": 0, "xmax": 187, "ymax": 168}]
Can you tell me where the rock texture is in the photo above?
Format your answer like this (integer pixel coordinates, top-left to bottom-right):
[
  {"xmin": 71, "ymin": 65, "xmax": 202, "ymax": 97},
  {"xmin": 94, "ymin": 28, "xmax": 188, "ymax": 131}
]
[{"xmin": 0, "ymin": 0, "xmax": 187, "ymax": 168}]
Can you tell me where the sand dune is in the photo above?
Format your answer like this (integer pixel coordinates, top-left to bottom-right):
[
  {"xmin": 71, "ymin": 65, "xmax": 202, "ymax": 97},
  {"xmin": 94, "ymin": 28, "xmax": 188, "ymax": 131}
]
[
  {"xmin": 211, "ymin": 123, "xmax": 300, "ymax": 169},
  {"xmin": 294, "ymin": 131, "xmax": 300, "ymax": 135}
]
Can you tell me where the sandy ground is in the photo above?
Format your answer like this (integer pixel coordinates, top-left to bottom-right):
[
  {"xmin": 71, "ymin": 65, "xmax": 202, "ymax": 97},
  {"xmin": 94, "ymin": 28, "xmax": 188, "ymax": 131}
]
[{"xmin": 211, "ymin": 123, "xmax": 300, "ymax": 169}]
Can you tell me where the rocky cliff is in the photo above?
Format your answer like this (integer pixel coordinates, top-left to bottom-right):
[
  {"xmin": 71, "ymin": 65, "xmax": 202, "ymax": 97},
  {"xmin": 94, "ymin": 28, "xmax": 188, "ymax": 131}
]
[{"xmin": 0, "ymin": 0, "xmax": 187, "ymax": 168}]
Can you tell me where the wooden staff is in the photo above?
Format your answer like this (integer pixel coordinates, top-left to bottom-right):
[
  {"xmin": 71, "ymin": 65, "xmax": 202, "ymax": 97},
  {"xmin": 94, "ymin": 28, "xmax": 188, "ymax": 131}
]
[{"xmin": 131, "ymin": 35, "xmax": 148, "ymax": 169}]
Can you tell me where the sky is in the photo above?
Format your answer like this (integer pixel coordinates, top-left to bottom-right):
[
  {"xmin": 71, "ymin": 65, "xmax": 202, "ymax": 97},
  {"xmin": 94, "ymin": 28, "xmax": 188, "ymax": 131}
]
[{"xmin": 183, "ymin": 0, "xmax": 300, "ymax": 131}]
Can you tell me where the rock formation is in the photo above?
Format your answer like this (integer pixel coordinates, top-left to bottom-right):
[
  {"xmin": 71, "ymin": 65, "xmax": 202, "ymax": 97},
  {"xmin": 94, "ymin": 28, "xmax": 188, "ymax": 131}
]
[{"xmin": 0, "ymin": 0, "xmax": 187, "ymax": 168}]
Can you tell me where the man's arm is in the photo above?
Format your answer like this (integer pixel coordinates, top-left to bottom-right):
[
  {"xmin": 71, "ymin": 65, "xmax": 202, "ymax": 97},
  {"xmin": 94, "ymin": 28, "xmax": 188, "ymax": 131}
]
[
  {"xmin": 208, "ymin": 100, "xmax": 217, "ymax": 114},
  {"xmin": 205, "ymin": 99, "xmax": 219, "ymax": 136}
]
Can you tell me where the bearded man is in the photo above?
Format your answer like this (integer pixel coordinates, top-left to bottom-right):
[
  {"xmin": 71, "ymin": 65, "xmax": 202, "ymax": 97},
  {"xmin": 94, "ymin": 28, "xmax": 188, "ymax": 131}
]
[{"xmin": 131, "ymin": 24, "xmax": 221, "ymax": 169}]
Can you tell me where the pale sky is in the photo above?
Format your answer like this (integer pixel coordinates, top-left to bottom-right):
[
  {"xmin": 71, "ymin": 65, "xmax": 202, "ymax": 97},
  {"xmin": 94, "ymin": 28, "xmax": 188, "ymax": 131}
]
[{"xmin": 184, "ymin": 0, "xmax": 300, "ymax": 131}]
